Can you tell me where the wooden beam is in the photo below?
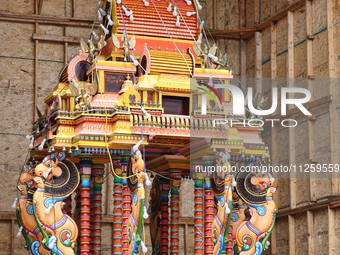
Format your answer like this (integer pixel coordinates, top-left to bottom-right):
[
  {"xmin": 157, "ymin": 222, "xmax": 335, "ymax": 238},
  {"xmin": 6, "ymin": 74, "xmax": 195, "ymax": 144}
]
[
  {"xmin": 11, "ymin": 219, "xmax": 14, "ymax": 255},
  {"xmin": 288, "ymin": 10, "xmax": 295, "ymax": 209},
  {"xmin": 38, "ymin": 0, "xmax": 44, "ymax": 15},
  {"xmin": 34, "ymin": 0, "xmax": 38, "ymax": 14},
  {"xmin": 210, "ymin": 28, "xmax": 256, "ymax": 36},
  {"xmin": 327, "ymin": 0, "xmax": 339, "ymax": 197},
  {"xmin": 277, "ymin": 197, "xmax": 340, "ymax": 218},
  {"xmin": 307, "ymin": 210, "xmax": 314, "ymax": 255},
  {"xmin": 241, "ymin": 0, "xmax": 304, "ymax": 39},
  {"xmin": 287, "ymin": 11, "xmax": 295, "ymax": 255},
  {"xmin": 240, "ymin": 0, "xmax": 246, "ymax": 84},
  {"xmin": 34, "ymin": 23, "xmax": 38, "ymax": 123},
  {"xmin": 306, "ymin": 0, "xmax": 316, "ymax": 203},
  {"xmin": 72, "ymin": 0, "xmax": 76, "ymax": 17},
  {"xmin": 254, "ymin": 0, "xmax": 260, "ymax": 25},
  {"xmin": 255, "ymin": 31, "xmax": 262, "ymax": 96},
  {"xmin": 213, "ymin": 0, "xmax": 217, "ymax": 30},
  {"xmin": 0, "ymin": 12, "xmax": 98, "ymax": 27},
  {"xmin": 33, "ymin": 33, "xmax": 84, "ymax": 44},
  {"xmin": 288, "ymin": 215, "xmax": 295, "ymax": 255},
  {"xmin": 240, "ymin": 40, "xmax": 246, "ymax": 82},
  {"xmin": 270, "ymin": 95, "xmax": 332, "ymax": 120},
  {"xmin": 240, "ymin": 0, "xmax": 246, "ymax": 29},
  {"xmin": 270, "ymin": 20, "xmax": 277, "ymax": 255},
  {"xmin": 271, "ymin": 0, "xmax": 277, "ymax": 16},
  {"xmin": 328, "ymin": 207, "xmax": 336, "ymax": 255}
]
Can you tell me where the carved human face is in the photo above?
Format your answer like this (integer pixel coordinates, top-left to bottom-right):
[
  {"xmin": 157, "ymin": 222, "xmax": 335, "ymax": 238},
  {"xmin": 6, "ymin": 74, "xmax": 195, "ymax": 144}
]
[
  {"xmin": 35, "ymin": 159, "xmax": 62, "ymax": 181},
  {"xmin": 132, "ymin": 151, "xmax": 144, "ymax": 174}
]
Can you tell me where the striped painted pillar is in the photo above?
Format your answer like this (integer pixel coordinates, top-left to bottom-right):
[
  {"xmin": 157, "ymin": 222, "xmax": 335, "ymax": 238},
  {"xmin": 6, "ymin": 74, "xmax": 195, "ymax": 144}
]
[
  {"xmin": 160, "ymin": 183, "xmax": 170, "ymax": 255},
  {"xmin": 112, "ymin": 155, "xmax": 123, "ymax": 255},
  {"xmin": 169, "ymin": 169, "xmax": 182, "ymax": 255},
  {"xmin": 203, "ymin": 155, "xmax": 214, "ymax": 254},
  {"xmin": 91, "ymin": 164, "xmax": 105, "ymax": 255},
  {"xmin": 122, "ymin": 172, "xmax": 131, "ymax": 255},
  {"xmin": 90, "ymin": 177, "xmax": 94, "ymax": 253},
  {"xmin": 192, "ymin": 161, "xmax": 204, "ymax": 255},
  {"xmin": 79, "ymin": 155, "xmax": 93, "ymax": 255}
]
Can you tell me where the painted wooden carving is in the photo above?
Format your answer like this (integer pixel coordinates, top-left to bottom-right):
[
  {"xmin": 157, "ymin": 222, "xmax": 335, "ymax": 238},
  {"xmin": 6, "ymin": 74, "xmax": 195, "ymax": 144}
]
[
  {"xmin": 234, "ymin": 170, "xmax": 276, "ymax": 255},
  {"xmin": 126, "ymin": 147, "xmax": 148, "ymax": 254},
  {"xmin": 17, "ymin": 153, "xmax": 79, "ymax": 255}
]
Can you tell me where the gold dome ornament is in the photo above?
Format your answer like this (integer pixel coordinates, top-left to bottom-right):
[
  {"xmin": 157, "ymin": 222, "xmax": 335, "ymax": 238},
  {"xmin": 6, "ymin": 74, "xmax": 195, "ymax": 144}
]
[{"xmin": 118, "ymin": 74, "xmax": 133, "ymax": 95}]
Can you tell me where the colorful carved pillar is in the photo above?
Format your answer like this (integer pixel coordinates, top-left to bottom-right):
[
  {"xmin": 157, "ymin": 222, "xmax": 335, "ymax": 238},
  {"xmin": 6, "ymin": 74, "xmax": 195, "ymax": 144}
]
[
  {"xmin": 192, "ymin": 160, "xmax": 204, "ymax": 255},
  {"xmin": 92, "ymin": 164, "xmax": 105, "ymax": 255},
  {"xmin": 160, "ymin": 182, "xmax": 170, "ymax": 255},
  {"xmin": 122, "ymin": 170, "xmax": 131, "ymax": 255},
  {"xmin": 79, "ymin": 155, "xmax": 93, "ymax": 255},
  {"xmin": 112, "ymin": 155, "xmax": 123, "ymax": 255},
  {"xmin": 90, "ymin": 176, "xmax": 94, "ymax": 253},
  {"xmin": 169, "ymin": 169, "xmax": 182, "ymax": 255},
  {"xmin": 203, "ymin": 155, "xmax": 214, "ymax": 254}
]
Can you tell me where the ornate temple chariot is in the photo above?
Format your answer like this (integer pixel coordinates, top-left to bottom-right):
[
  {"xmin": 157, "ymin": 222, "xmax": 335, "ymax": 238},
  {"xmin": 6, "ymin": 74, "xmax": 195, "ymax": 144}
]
[{"xmin": 14, "ymin": 1, "xmax": 276, "ymax": 255}]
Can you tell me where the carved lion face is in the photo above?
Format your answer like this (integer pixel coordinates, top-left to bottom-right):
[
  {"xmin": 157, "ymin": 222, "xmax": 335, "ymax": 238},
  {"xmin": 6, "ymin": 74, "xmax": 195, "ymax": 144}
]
[
  {"xmin": 35, "ymin": 160, "xmax": 62, "ymax": 181},
  {"xmin": 251, "ymin": 171, "xmax": 273, "ymax": 190}
]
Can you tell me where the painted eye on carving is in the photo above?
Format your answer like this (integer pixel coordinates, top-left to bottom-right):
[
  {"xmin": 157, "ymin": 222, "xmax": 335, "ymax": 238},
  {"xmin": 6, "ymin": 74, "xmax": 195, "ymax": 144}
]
[{"xmin": 46, "ymin": 162, "xmax": 51, "ymax": 167}]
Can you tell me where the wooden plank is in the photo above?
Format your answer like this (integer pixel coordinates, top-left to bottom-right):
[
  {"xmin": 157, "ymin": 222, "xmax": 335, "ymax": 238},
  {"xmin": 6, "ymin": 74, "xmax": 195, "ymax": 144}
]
[
  {"xmin": 241, "ymin": 0, "xmax": 305, "ymax": 39},
  {"xmin": 254, "ymin": 0, "xmax": 260, "ymax": 25},
  {"xmin": 328, "ymin": 207, "xmax": 336, "ymax": 255},
  {"xmin": 288, "ymin": 215, "xmax": 295, "ymax": 255},
  {"xmin": 271, "ymin": 0, "xmax": 277, "ymax": 16},
  {"xmin": 184, "ymin": 224, "xmax": 188, "ymax": 254},
  {"xmin": 72, "ymin": 0, "xmax": 76, "ymax": 17},
  {"xmin": 327, "ymin": 0, "xmax": 339, "ymax": 197},
  {"xmin": 34, "ymin": 23, "xmax": 38, "ymax": 123},
  {"xmin": 270, "ymin": 20, "xmax": 277, "ymax": 255},
  {"xmin": 240, "ymin": 40, "xmax": 246, "ymax": 82},
  {"xmin": 11, "ymin": 219, "xmax": 14, "ymax": 255},
  {"xmin": 288, "ymin": 10, "xmax": 296, "ymax": 211},
  {"xmin": 0, "ymin": 12, "xmax": 98, "ymax": 27},
  {"xmin": 306, "ymin": 0, "xmax": 316, "ymax": 203},
  {"xmin": 277, "ymin": 197, "xmax": 340, "ymax": 218},
  {"xmin": 35, "ymin": 0, "xmax": 38, "ymax": 14},
  {"xmin": 213, "ymin": 0, "xmax": 217, "ymax": 30},
  {"xmin": 33, "ymin": 33, "xmax": 85, "ymax": 44},
  {"xmin": 240, "ymin": 0, "xmax": 246, "ymax": 84},
  {"xmin": 210, "ymin": 28, "xmax": 256, "ymax": 36},
  {"xmin": 287, "ymin": 18, "xmax": 296, "ymax": 255},
  {"xmin": 38, "ymin": 0, "xmax": 44, "ymax": 15},
  {"xmin": 240, "ymin": 0, "xmax": 246, "ymax": 29},
  {"xmin": 307, "ymin": 210, "xmax": 314, "ymax": 255},
  {"xmin": 255, "ymin": 31, "xmax": 262, "ymax": 96},
  {"xmin": 270, "ymin": 95, "xmax": 332, "ymax": 119}
]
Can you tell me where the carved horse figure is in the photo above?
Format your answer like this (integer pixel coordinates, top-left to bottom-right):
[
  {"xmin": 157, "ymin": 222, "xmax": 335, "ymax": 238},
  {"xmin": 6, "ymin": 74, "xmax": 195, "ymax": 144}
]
[
  {"xmin": 17, "ymin": 166, "xmax": 51, "ymax": 255},
  {"xmin": 231, "ymin": 194, "xmax": 248, "ymax": 243},
  {"xmin": 234, "ymin": 170, "xmax": 276, "ymax": 255},
  {"xmin": 210, "ymin": 152, "xmax": 234, "ymax": 255},
  {"xmin": 127, "ymin": 148, "xmax": 147, "ymax": 254},
  {"xmin": 17, "ymin": 152, "xmax": 79, "ymax": 255},
  {"xmin": 149, "ymin": 177, "xmax": 162, "ymax": 255}
]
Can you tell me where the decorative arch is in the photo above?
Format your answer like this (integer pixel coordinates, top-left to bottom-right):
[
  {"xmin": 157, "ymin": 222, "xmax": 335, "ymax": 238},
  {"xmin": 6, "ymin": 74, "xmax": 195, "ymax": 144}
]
[
  {"xmin": 138, "ymin": 43, "xmax": 151, "ymax": 76},
  {"xmin": 68, "ymin": 50, "xmax": 90, "ymax": 82}
]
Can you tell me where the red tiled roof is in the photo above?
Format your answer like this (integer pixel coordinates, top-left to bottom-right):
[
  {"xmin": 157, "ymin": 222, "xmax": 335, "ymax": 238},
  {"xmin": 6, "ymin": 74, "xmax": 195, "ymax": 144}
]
[{"xmin": 116, "ymin": 0, "xmax": 198, "ymax": 40}]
